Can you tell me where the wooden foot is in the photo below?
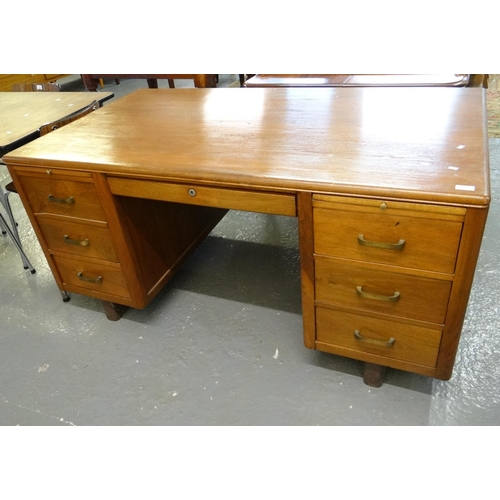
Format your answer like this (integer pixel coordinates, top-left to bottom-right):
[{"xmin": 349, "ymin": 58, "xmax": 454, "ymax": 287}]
[
  {"xmin": 363, "ymin": 362, "xmax": 386, "ymax": 387},
  {"xmin": 102, "ymin": 301, "xmax": 129, "ymax": 321}
]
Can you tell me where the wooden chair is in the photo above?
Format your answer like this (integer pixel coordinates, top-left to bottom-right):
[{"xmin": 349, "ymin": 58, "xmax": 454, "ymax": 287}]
[
  {"xmin": 11, "ymin": 82, "xmax": 62, "ymax": 92},
  {"xmin": 38, "ymin": 100, "xmax": 99, "ymax": 135},
  {"xmin": 2, "ymin": 99, "xmax": 100, "ymax": 275}
]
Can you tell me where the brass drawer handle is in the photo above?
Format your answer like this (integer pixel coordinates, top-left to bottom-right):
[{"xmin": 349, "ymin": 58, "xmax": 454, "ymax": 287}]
[
  {"xmin": 358, "ymin": 234, "xmax": 405, "ymax": 250},
  {"xmin": 77, "ymin": 271, "xmax": 102, "ymax": 284},
  {"xmin": 64, "ymin": 235, "xmax": 90, "ymax": 247},
  {"xmin": 354, "ymin": 330, "xmax": 395, "ymax": 347},
  {"xmin": 356, "ymin": 286, "xmax": 400, "ymax": 302},
  {"xmin": 48, "ymin": 194, "xmax": 75, "ymax": 204}
]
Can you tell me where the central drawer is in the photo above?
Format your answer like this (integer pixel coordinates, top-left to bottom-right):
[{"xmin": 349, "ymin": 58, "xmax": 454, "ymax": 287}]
[{"xmin": 108, "ymin": 177, "xmax": 297, "ymax": 216}]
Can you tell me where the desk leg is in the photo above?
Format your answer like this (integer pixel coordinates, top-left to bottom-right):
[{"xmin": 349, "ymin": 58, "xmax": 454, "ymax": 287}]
[
  {"xmin": 146, "ymin": 79, "xmax": 159, "ymax": 88},
  {"xmin": 363, "ymin": 363, "xmax": 386, "ymax": 387},
  {"xmin": 102, "ymin": 301, "xmax": 129, "ymax": 321}
]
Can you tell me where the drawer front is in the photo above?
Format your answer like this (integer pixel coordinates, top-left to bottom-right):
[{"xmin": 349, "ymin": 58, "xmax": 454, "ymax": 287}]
[
  {"xmin": 315, "ymin": 259, "xmax": 452, "ymax": 324},
  {"xmin": 108, "ymin": 177, "xmax": 297, "ymax": 217},
  {"xmin": 17, "ymin": 175, "xmax": 107, "ymax": 222},
  {"xmin": 316, "ymin": 307, "xmax": 442, "ymax": 368},
  {"xmin": 37, "ymin": 216, "xmax": 119, "ymax": 262},
  {"xmin": 313, "ymin": 207, "xmax": 463, "ymax": 273},
  {"xmin": 52, "ymin": 255, "xmax": 130, "ymax": 299}
]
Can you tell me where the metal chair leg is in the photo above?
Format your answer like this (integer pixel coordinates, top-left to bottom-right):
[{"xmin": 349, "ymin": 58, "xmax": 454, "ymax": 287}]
[
  {"xmin": 1, "ymin": 186, "xmax": 36, "ymax": 272},
  {"xmin": 0, "ymin": 212, "xmax": 36, "ymax": 273},
  {"xmin": 3, "ymin": 190, "xmax": 22, "ymax": 241},
  {"xmin": 0, "ymin": 213, "xmax": 8, "ymax": 234}
]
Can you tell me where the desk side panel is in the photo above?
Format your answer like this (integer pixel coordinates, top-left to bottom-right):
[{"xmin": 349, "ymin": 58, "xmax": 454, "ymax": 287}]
[{"xmin": 435, "ymin": 205, "xmax": 490, "ymax": 379}]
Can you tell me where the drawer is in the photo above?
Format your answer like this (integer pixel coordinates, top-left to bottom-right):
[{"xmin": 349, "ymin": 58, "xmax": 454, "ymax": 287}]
[
  {"xmin": 315, "ymin": 259, "xmax": 452, "ymax": 324},
  {"xmin": 313, "ymin": 205, "xmax": 463, "ymax": 274},
  {"xmin": 52, "ymin": 254, "xmax": 130, "ymax": 299},
  {"xmin": 108, "ymin": 177, "xmax": 297, "ymax": 216},
  {"xmin": 316, "ymin": 307, "xmax": 442, "ymax": 368},
  {"xmin": 16, "ymin": 175, "xmax": 107, "ymax": 222},
  {"xmin": 36, "ymin": 215, "xmax": 119, "ymax": 262}
]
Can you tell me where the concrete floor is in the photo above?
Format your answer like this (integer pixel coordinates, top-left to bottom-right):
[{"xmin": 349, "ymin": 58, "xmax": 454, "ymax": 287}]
[{"xmin": 1, "ymin": 75, "xmax": 499, "ymax": 425}]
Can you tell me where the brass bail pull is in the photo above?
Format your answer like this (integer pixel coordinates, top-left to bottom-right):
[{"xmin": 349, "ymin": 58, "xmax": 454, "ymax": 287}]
[
  {"xmin": 77, "ymin": 271, "xmax": 102, "ymax": 284},
  {"xmin": 356, "ymin": 286, "xmax": 400, "ymax": 302},
  {"xmin": 358, "ymin": 234, "xmax": 405, "ymax": 250},
  {"xmin": 354, "ymin": 330, "xmax": 395, "ymax": 347},
  {"xmin": 48, "ymin": 194, "xmax": 75, "ymax": 204}
]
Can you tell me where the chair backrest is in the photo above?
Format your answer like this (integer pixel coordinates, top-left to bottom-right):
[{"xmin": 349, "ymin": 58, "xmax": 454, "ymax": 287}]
[
  {"xmin": 39, "ymin": 100, "xmax": 100, "ymax": 136},
  {"xmin": 12, "ymin": 82, "xmax": 62, "ymax": 92}
]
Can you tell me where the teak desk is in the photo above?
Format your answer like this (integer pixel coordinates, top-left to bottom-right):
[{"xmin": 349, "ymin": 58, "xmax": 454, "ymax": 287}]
[{"xmin": 3, "ymin": 87, "xmax": 490, "ymax": 386}]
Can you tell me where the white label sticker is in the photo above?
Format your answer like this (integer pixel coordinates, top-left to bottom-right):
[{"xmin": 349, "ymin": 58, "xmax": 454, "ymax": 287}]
[{"xmin": 455, "ymin": 184, "xmax": 476, "ymax": 191}]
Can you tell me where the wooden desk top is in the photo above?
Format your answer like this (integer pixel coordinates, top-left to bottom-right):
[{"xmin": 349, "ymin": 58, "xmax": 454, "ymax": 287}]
[
  {"xmin": 4, "ymin": 87, "xmax": 489, "ymax": 206},
  {"xmin": 0, "ymin": 92, "xmax": 114, "ymax": 155}
]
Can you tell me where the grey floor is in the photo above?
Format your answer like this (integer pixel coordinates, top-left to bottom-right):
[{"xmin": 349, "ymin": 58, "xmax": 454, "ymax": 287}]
[{"xmin": 1, "ymin": 75, "xmax": 499, "ymax": 425}]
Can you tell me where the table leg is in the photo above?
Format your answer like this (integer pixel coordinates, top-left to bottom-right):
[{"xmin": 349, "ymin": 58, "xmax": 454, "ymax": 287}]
[
  {"xmin": 193, "ymin": 75, "xmax": 217, "ymax": 88},
  {"xmin": 102, "ymin": 301, "xmax": 129, "ymax": 321},
  {"xmin": 363, "ymin": 362, "xmax": 386, "ymax": 387},
  {"xmin": 81, "ymin": 74, "xmax": 99, "ymax": 92},
  {"xmin": 146, "ymin": 79, "xmax": 159, "ymax": 89}
]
